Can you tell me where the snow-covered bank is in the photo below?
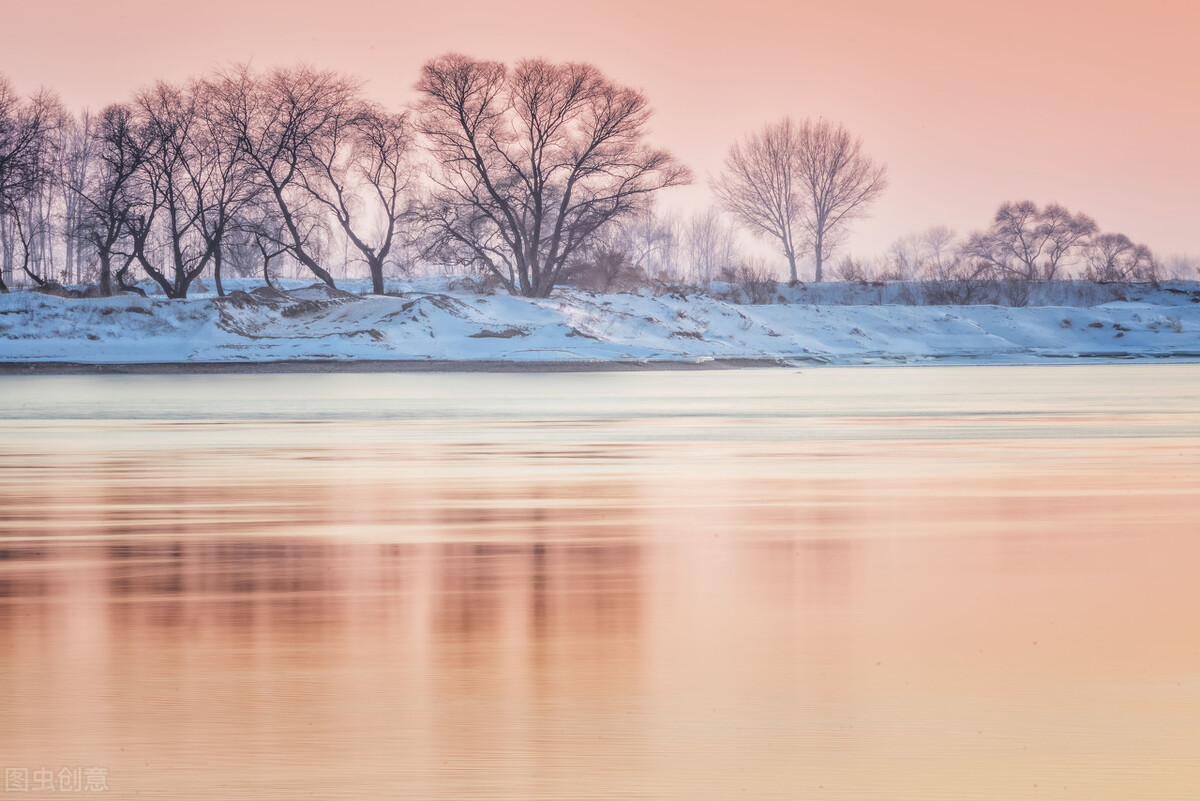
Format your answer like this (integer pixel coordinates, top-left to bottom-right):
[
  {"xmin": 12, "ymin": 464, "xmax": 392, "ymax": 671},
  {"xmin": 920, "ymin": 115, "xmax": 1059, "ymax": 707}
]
[{"xmin": 1, "ymin": 279, "xmax": 1198, "ymax": 367}]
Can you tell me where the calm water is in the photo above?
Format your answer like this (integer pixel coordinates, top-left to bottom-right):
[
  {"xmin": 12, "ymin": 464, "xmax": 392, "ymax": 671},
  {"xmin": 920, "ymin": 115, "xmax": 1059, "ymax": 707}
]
[{"xmin": 1, "ymin": 365, "xmax": 1198, "ymax": 800}]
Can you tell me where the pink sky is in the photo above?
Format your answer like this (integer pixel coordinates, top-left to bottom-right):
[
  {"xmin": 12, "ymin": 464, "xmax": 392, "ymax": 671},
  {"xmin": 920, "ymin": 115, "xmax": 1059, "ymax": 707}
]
[{"xmin": 5, "ymin": 0, "xmax": 1197, "ymax": 264}]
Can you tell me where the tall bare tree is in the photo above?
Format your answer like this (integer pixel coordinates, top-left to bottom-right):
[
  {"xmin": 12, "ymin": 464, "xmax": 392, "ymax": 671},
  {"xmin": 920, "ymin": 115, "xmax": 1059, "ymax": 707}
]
[
  {"xmin": 58, "ymin": 112, "xmax": 95, "ymax": 283},
  {"xmin": 191, "ymin": 78, "xmax": 261, "ymax": 297},
  {"xmin": 0, "ymin": 77, "xmax": 65, "ymax": 292},
  {"xmin": 300, "ymin": 102, "xmax": 416, "ymax": 294},
  {"xmin": 71, "ymin": 104, "xmax": 148, "ymax": 296},
  {"xmin": 713, "ymin": 119, "xmax": 804, "ymax": 283},
  {"xmin": 416, "ymin": 54, "xmax": 689, "ymax": 298},
  {"xmin": 716, "ymin": 118, "xmax": 887, "ymax": 283},
  {"xmin": 795, "ymin": 119, "xmax": 888, "ymax": 282},
  {"xmin": 125, "ymin": 81, "xmax": 220, "ymax": 299},
  {"xmin": 212, "ymin": 64, "xmax": 360, "ymax": 289}
]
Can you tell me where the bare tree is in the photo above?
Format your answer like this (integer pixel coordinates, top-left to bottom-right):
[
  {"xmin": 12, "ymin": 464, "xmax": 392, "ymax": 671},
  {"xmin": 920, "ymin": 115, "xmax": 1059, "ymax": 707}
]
[
  {"xmin": 887, "ymin": 231, "xmax": 925, "ymax": 282},
  {"xmin": 189, "ymin": 78, "xmax": 262, "ymax": 297},
  {"xmin": 715, "ymin": 118, "xmax": 887, "ymax": 283},
  {"xmin": 0, "ymin": 77, "xmax": 65, "ymax": 292},
  {"xmin": 562, "ymin": 245, "xmax": 646, "ymax": 292},
  {"xmin": 124, "ymin": 81, "xmax": 219, "ymax": 299},
  {"xmin": 794, "ymin": 119, "xmax": 888, "ymax": 282},
  {"xmin": 921, "ymin": 225, "xmax": 958, "ymax": 280},
  {"xmin": 13, "ymin": 118, "xmax": 68, "ymax": 289},
  {"xmin": 682, "ymin": 206, "xmax": 739, "ymax": 285},
  {"xmin": 416, "ymin": 53, "xmax": 689, "ymax": 298},
  {"xmin": 886, "ymin": 226, "xmax": 960, "ymax": 281},
  {"xmin": 58, "ymin": 112, "xmax": 95, "ymax": 284},
  {"xmin": 1160, "ymin": 254, "xmax": 1199, "ymax": 281},
  {"xmin": 1037, "ymin": 203, "xmax": 1099, "ymax": 280},
  {"xmin": 232, "ymin": 191, "xmax": 291, "ymax": 289},
  {"xmin": 299, "ymin": 102, "xmax": 416, "ymax": 294},
  {"xmin": 1084, "ymin": 233, "xmax": 1158, "ymax": 282},
  {"xmin": 212, "ymin": 65, "xmax": 361, "ymax": 290},
  {"xmin": 590, "ymin": 207, "xmax": 680, "ymax": 281},
  {"xmin": 713, "ymin": 119, "xmax": 804, "ymax": 283},
  {"xmin": 834, "ymin": 254, "xmax": 871, "ymax": 282},
  {"xmin": 963, "ymin": 201, "xmax": 1097, "ymax": 280},
  {"xmin": 71, "ymin": 104, "xmax": 148, "ymax": 296}
]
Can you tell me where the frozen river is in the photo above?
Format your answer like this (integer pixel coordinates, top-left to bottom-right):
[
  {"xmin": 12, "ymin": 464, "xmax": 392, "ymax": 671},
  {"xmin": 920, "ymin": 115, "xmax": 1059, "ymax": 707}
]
[{"xmin": 1, "ymin": 365, "xmax": 1198, "ymax": 799}]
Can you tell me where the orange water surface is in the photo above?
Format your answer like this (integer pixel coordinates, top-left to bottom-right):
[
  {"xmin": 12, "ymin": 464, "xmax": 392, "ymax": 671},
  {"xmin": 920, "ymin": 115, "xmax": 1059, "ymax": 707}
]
[{"xmin": 1, "ymin": 365, "xmax": 1198, "ymax": 799}]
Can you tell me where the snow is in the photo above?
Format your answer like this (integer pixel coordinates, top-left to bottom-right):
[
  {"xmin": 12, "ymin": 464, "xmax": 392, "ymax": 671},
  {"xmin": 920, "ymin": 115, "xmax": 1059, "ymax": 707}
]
[{"xmin": 1, "ymin": 278, "xmax": 1198, "ymax": 366}]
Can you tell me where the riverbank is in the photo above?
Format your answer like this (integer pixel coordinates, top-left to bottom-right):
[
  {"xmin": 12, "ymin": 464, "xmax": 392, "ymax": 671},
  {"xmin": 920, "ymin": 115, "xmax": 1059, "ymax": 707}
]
[
  {"xmin": 5, "ymin": 353, "xmax": 1200, "ymax": 375},
  {"xmin": 0, "ymin": 357, "xmax": 803, "ymax": 375},
  {"xmin": 2, "ymin": 277, "xmax": 1197, "ymax": 368}
]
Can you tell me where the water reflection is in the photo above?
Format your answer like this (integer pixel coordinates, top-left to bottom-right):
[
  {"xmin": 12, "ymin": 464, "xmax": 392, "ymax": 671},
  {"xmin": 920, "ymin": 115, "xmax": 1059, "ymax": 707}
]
[{"xmin": 1, "ymin": 367, "xmax": 1199, "ymax": 800}]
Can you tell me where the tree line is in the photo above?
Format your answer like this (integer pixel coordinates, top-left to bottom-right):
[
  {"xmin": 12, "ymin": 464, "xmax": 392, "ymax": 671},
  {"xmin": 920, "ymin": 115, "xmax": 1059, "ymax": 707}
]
[
  {"xmin": 0, "ymin": 57, "xmax": 689, "ymax": 299},
  {"xmin": 1, "ymin": 59, "xmax": 1192, "ymax": 300}
]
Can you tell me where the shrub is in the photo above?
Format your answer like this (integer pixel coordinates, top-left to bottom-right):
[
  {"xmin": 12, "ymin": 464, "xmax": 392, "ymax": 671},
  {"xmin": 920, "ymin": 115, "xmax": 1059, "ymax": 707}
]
[
  {"xmin": 561, "ymin": 248, "xmax": 649, "ymax": 293},
  {"xmin": 717, "ymin": 261, "xmax": 779, "ymax": 304}
]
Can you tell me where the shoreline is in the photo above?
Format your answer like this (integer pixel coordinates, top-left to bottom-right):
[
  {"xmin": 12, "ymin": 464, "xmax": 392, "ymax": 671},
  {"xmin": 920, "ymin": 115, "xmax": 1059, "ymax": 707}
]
[
  {"xmin": 0, "ymin": 358, "xmax": 804, "ymax": 375},
  {"xmin": 3, "ymin": 353, "xmax": 1199, "ymax": 375},
  {"xmin": 4, "ymin": 279, "xmax": 1197, "ymax": 372}
]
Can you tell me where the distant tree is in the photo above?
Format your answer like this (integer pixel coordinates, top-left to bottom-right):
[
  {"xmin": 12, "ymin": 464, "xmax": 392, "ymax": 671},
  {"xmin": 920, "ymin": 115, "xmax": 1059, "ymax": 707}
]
[
  {"xmin": 1037, "ymin": 204, "xmax": 1099, "ymax": 280},
  {"xmin": 562, "ymin": 246, "xmax": 645, "ymax": 292},
  {"xmin": 1160, "ymin": 254, "xmax": 1199, "ymax": 281},
  {"xmin": 887, "ymin": 232, "xmax": 925, "ymax": 281},
  {"xmin": 834, "ymin": 254, "xmax": 870, "ymax": 282},
  {"xmin": 1083, "ymin": 233, "xmax": 1158, "ymax": 282},
  {"xmin": 58, "ymin": 112, "xmax": 95, "ymax": 284},
  {"xmin": 715, "ymin": 118, "xmax": 887, "ymax": 283},
  {"xmin": 416, "ymin": 53, "xmax": 689, "ymax": 298},
  {"xmin": 921, "ymin": 225, "xmax": 959, "ymax": 280},
  {"xmin": 963, "ymin": 201, "xmax": 1097, "ymax": 280},
  {"xmin": 719, "ymin": 257, "xmax": 779, "ymax": 304},
  {"xmin": 0, "ymin": 77, "xmax": 65, "ymax": 292},
  {"xmin": 886, "ymin": 226, "xmax": 960, "ymax": 281},
  {"xmin": 591, "ymin": 208, "xmax": 680, "ymax": 281},
  {"xmin": 683, "ymin": 206, "xmax": 740, "ymax": 285},
  {"xmin": 71, "ymin": 104, "xmax": 148, "ymax": 296}
]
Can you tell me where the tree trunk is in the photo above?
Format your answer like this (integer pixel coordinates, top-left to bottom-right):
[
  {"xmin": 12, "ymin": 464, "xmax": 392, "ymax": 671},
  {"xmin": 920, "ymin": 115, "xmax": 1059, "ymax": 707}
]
[
  {"xmin": 20, "ymin": 253, "xmax": 47, "ymax": 288},
  {"xmin": 65, "ymin": 236, "xmax": 74, "ymax": 285},
  {"xmin": 814, "ymin": 233, "xmax": 824, "ymax": 283},
  {"xmin": 300, "ymin": 254, "xmax": 336, "ymax": 289},
  {"xmin": 368, "ymin": 257, "xmax": 384, "ymax": 295},
  {"xmin": 0, "ymin": 272, "xmax": 8, "ymax": 294},
  {"xmin": 272, "ymin": 186, "xmax": 336, "ymax": 289},
  {"xmin": 786, "ymin": 251, "xmax": 798, "ymax": 284},
  {"xmin": 115, "ymin": 260, "xmax": 146, "ymax": 297},
  {"xmin": 213, "ymin": 246, "xmax": 226, "ymax": 298},
  {"xmin": 98, "ymin": 251, "xmax": 113, "ymax": 297}
]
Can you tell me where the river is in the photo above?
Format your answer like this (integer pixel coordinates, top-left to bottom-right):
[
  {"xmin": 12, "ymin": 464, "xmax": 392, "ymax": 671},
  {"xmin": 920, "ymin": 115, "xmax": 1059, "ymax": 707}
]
[{"xmin": 1, "ymin": 365, "xmax": 1198, "ymax": 799}]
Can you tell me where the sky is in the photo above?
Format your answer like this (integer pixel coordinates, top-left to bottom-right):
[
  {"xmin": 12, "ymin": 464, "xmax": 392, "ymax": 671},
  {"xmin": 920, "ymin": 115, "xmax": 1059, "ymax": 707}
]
[{"xmin": 4, "ymin": 0, "xmax": 1198, "ymax": 267}]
